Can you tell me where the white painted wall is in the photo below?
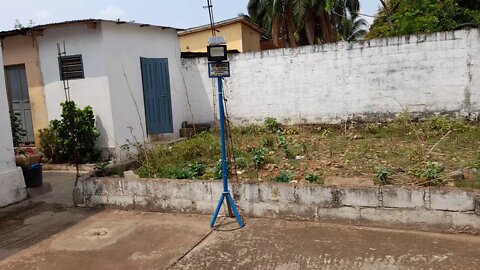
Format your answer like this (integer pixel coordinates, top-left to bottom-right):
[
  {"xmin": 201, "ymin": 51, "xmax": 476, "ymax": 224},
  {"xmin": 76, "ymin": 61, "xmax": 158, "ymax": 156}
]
[
  {"xmin": 37, "ymin": 24, "xmax": 116, "ymax": 148},
  {"xmin": 101, "ymin": 22, "xmax": 190, "ymax": 158},
  {"xmin": 0, "ymin": 45, "xmax": 27, "ymax": 207},
  {"xmin": 182, "ymin": 29, "xmax": 480, "ymax": 125}
]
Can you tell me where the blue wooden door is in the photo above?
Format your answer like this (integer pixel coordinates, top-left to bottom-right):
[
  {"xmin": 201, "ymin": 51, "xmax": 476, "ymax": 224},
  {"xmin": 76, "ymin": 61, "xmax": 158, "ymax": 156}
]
[
  {"xmin": 5, "ymin": 65, "xmax": 35, "ymax": 143},
  {"xmin": 140, "ymin": 58, "xmax": 174, "ymax": 134}
]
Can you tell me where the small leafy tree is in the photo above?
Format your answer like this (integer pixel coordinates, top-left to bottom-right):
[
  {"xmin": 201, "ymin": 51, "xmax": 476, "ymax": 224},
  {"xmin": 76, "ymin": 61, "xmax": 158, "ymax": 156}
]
[
  {"xmin": 39, "ymin": 101, "xmax": 100, "ymax": 164},
  {"xmin": 10, "ymin": 111, "xmax": 26, "ymax": 147}
]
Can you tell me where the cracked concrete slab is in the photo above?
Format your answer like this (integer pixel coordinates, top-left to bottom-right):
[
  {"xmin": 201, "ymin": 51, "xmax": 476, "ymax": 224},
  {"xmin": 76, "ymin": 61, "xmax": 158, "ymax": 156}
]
[
  {"xmin": 172, "ymin": 218, "xmax": 480, "ymax": 269},
  {"xmin": 2, "ymin": 172, "xmax": 480, "ymax": 269}
]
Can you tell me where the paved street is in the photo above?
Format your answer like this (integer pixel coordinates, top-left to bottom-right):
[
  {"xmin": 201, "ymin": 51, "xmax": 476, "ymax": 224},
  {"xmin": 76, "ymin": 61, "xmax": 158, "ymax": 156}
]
[{"xmin": 1, "ymin": 172, "xmax": 480, "ymax": 269}]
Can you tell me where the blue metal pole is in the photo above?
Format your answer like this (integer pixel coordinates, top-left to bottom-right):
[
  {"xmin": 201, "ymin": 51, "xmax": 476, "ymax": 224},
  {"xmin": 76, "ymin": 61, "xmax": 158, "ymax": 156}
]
[
  {"xmin": 209, "ymin": 76, "xmax": 245, "ymax": 228},
  {"xmin": 217, "ymin": 77, "xmax": 229, "ymax": 193}
]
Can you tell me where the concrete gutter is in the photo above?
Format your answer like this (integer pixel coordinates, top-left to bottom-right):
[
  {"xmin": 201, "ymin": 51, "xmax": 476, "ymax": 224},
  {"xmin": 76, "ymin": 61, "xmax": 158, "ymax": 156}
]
[{"xmin": 73, "ymin": 177, "xmax": 480, "ymax": 234}]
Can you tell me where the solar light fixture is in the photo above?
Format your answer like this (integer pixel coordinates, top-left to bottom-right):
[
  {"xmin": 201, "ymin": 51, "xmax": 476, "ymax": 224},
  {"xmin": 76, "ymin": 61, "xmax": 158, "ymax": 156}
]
[{"xmin": 207, "ymin": 44, "xmax": 227, "ymax": 62}]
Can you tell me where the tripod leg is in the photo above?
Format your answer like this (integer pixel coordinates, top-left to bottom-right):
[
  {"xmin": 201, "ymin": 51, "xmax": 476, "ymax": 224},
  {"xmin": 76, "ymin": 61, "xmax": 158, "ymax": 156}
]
[
  {"xmin": 225, "ymin": 194, "xmax": 234, "ymax": 218},
  {"xmin": 210, "ymin": 195, "xmax": 225, "ymax": 228},
  {"xmin": 225, "ymin": 193, "xmax": 245, "ymax": 227}
]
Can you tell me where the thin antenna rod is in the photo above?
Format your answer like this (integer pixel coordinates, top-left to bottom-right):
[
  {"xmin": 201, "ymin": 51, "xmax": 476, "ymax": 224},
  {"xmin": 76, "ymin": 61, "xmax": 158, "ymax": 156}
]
[{"xmin": 206, "ymin": 0, "xmax": 216, "ymax": 36}]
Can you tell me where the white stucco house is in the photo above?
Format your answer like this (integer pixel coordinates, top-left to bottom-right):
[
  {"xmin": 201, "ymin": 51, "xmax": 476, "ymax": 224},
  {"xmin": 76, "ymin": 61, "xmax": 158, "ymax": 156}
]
[
  {"xmin": 1, "ymin": 19, "xmax": 193, "ymax": 159},
  {"xmin": 0, "ymin": 46, "xmax": 27, "ymax": 207}
]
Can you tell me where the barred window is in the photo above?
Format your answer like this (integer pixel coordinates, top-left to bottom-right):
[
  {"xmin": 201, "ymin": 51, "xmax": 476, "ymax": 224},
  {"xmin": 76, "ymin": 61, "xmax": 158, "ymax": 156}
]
[{"xmin": 58, "ymin": 54, "xmax": 84, "ymax": 80}]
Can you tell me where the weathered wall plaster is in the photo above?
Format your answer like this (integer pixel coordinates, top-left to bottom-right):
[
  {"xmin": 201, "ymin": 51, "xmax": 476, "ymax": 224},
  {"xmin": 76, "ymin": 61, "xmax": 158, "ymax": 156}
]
[
  {"xmin": 1, "ymin": 35, "xmax": 49, "ymax": 146},
  {"xmin": 0, "ymin": 46, "xmax": 27, "ymax": 207},
  {"xmin": 182, "ymin": 29, "xmax": 480, "ymax": 125},
  {"xmin": 74, "ymin": 177, "xmax": 480, "ymax": 234}
]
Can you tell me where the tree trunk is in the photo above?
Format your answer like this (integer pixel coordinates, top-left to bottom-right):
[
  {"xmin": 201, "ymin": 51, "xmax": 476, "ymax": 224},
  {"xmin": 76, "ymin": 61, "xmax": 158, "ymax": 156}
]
[
  {"xmin": 304, "ymin": 9, "xmax": 316, "ymax": 45},
  {"xmin": 319, "ymin": 11, "xmax": 336, "ymax": 43},
  {"xmin": 286, "ymin": 18, "xmax": 297, "ymax": 47},
  {"xmin": 271, "ymin": 16, "xmax": 282, "ymax": 47}
]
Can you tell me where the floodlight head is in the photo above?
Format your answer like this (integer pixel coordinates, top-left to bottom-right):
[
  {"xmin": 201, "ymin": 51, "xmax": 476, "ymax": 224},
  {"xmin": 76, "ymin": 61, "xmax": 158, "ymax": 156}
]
[
  {"xmin": 207, "ymin": 45, "xmax": 228, "ymax": 62},
  {"xmin": 208, "ymin": 36, "xmax": 226, "ymax": 45}
]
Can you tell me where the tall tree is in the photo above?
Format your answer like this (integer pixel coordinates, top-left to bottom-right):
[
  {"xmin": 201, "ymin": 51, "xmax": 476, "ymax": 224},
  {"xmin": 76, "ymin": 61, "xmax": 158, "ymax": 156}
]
[
  {"xmin": 366, "ymin": 0, "xmax": 480, "ymax": 39},
  {"xmin": 248, "ymin": 0, "xmax": 361, "ymax": 47}
]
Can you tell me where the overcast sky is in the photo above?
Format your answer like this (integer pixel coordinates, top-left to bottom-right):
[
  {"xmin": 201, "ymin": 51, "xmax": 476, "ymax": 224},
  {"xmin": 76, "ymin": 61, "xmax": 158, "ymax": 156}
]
[{"xmin": 0, "ymin": 0, "xmax": 381, "ymax": 31}]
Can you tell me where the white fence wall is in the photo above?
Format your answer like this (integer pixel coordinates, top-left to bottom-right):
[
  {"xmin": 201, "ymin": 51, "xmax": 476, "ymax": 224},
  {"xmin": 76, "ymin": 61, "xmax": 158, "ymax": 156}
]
[{"xmin": 181, "ymin": 29, "xmax": 480, "ymax": 125}]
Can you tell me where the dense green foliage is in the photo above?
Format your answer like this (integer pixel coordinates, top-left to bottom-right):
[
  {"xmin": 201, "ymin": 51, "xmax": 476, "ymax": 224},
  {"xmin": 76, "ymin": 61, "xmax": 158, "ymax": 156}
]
[
  {"xmin": 248, "ymin": 0, "xmax": 367, "ymax": 47},
  {"xmin": 10, "ymin": 112, "xmax": 26, "ymax": 147},
  {"xmin": 134, "ymin": 132, "xmax": 221, "ymax": 179},
  {"xmin": 367, "ymin": 0, "xmax": 480, "ymax": 39},
  {"xmin": 39, "ymin": 101, "xmax": 100, "ymax": 164}
]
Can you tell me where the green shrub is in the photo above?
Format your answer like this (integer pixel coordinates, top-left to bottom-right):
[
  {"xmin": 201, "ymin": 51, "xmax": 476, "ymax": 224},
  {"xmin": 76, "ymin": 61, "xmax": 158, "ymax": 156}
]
[
  {"xmin": 240, "ymin": 124, "xmax": 263, "ymax": 135},
  {"xmin": 264, "ymin": 117, "xmax": 279, "ymax": 133},
  {"xmin": 235, "ymin": 157, "xmax": 248, "ymax": 170},
  {"xmin": 132, "ymin": 132, "xmax": 220, "ymax": 179},
  {"xmin": 374, "ymin": 167, "xmax": 393, "ymax": 185},
  {"xmin": 214, "ymin": 160, "xmax": 223, "ymax": 180},
  {"xmin": 427, "ymin": 116, "xmax": 470, "ymax": 133},
  {"xmin": 252, "ymin": 147, "xmax": 267, "ymax": 168},
  {"xmin": 39, "ymin": 101, "xmax": 100, "ymax": 164},
  {"xmin": 158, "ymin": 162, "xmax": 206, "ymax": 180},
  {"xmin": 283, "ymin": 147, "xmax": 296, "ymax": 159},
  {"xmin": 262, "ymin": 136, "xmax": 275, "ymax": 148},
  {"xmin": 94, "ymin": 162, "xmax": 110, "ymax": 177},
  {"xmin": 160, "ymin": 166, "xmax": 191, "ymax": 179},
  {"xmin": 419, "ymin": 162, "xmax": 444, "ymax": 186},
  {"xmin": 186, "ymin": 162, "xmax": 206, "ymax": 178},
  {"xmin": 273, "ymin": 170, "xmax": 293, "ymax": 183},
  {"xmin": 305, "ymin": 173, "xmax": 319, "ymax": 183},
  {"xmin": 10, "ymin": 112, "xmax": 26, "ymax": 147},
  {"xmin": 277, "ymin": 132, "xmax": 287, "ymax": 147}
]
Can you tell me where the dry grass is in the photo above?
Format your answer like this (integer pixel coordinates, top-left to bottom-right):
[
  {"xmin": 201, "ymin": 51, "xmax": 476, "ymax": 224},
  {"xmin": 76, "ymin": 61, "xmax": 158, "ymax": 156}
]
[{"xmin": 136, "ymin": 114, "xmax": 480, "ymax": 189}]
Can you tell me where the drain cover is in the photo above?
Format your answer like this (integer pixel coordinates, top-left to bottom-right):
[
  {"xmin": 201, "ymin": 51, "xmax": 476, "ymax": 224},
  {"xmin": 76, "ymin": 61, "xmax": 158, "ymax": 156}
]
[
  {"xmin": 51, "ymin": 221, "xmax": 136, "ymax": 251},
  {"xmin": 79, "ymin": 228, "xmax": 110, "ymax": 240}
]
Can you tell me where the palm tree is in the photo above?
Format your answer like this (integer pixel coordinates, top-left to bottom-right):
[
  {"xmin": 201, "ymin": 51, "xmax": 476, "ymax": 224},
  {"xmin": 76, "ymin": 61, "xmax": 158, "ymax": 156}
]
[
  {"xmin": 248, "ymin": 0, "xmax": 361, "ymax": 47},
  {"xmin": 338, "ymin": 14, "xmax": 368, "ymax": 41},
  {"xmin": 247, "ymin": 0, "xmax": 298, "ymax": 47}
]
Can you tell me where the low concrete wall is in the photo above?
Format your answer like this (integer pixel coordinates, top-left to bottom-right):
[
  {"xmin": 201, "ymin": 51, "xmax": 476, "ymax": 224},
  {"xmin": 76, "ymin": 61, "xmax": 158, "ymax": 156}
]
[{"xmin": 74, "ymin": 177, "xmax": 480, "ymax": 233}]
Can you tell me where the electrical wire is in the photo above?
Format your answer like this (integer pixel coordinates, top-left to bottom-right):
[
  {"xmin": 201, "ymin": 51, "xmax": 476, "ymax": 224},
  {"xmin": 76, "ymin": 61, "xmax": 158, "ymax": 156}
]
[{"xmin": 221, "ymin": 77, "xmax": 240, "ymax": 183}]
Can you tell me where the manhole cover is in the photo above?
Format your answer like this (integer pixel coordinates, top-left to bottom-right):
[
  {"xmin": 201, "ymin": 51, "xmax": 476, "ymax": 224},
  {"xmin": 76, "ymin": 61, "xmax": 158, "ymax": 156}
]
[
  {"xmin": 79, "ymin": 228, "xmax": 110, "ymax": 240},
  {"xmin": 51, "ymin": 221, "xmax": 137, "ymax": 251}
]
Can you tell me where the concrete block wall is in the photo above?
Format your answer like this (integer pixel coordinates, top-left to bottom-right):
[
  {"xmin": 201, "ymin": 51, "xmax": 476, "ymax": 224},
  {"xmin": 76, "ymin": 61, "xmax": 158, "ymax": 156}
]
[
  {"xmin": 181, "ymin": 29, "xmax": 480, "ymax": 125},
  {"xmin": 74, "ymin": 177, "xmax": 480, "ymax": 234}
]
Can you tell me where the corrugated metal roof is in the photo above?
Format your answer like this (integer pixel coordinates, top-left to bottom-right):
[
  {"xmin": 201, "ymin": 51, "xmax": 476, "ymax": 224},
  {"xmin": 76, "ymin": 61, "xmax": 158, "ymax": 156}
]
[
  {"xmin": 178, "ymin": 16, "xmax": 265, "ymax": 36},
  {"xmin": 0, "ymin": 19, "xmax": 183, "ymax": 37}
]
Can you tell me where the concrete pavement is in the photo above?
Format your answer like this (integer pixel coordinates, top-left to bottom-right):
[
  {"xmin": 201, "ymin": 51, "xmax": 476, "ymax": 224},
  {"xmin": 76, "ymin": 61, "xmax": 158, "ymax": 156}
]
[{"xmin": 1, "ymin": 172, "xmax": 480, "ymax": 269}]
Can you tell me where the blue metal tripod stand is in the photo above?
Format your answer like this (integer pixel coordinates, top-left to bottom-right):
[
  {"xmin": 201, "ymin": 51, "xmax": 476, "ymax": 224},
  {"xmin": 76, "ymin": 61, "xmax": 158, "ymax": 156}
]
[{"xmin": 209, "ymin": 77, "xmax": 245, "ymax": 229}]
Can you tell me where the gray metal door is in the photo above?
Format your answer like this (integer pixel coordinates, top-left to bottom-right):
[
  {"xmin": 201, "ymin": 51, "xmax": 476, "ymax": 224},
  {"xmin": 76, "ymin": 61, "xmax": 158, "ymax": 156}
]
[
  {"xmin": 140, "ymin": 58, "xmax": 174, "ymax": 134},
  {"xmin": 5, "ymin": 65, "xmax": 34, "ymax": 144}
]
